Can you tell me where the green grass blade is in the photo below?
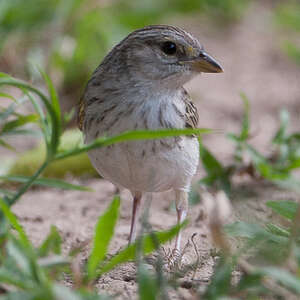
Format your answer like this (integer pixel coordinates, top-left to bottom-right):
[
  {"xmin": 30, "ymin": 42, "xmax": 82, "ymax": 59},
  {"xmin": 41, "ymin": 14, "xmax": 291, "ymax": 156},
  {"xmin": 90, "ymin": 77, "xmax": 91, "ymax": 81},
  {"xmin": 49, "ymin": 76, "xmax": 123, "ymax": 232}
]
[
  {"xmin": 199, "ymin": 142, "xmax": 231, "ymax": 193},
  {"xmin": 87, "ymin": 197, "xmax": 120, "ymax": 280},
  {"xmin": 0, "ymin": 129, "xmax": 40, "ymax": 137},
  {"xmin": 1, "ymin": 114, "xmax": 39, "ymax": 134},
  {"xmin": 39, "ymin": 69, "xmax": 62, "ymax": 154},
  {"xmin": 203, "ymin": 256, "xmax": 233, "ymax": 299},
  {"xmin": 97, "ymin": 221, "xmax": 186, "ymax": 276},
  {"xmin": 0, "ymin": 92, "xmax": 17, "ymax": 102},
  {"xmin": 0, "ymin": 76, "xmax": 59, "ymax": 158},
  {"xmin": 199, "ymin": 142, "xmax": 224, "ymax": 175},
  {"xmin": 38, "ymin": 225, "xmax": 62, "ymax": 257},
  {"xmin": 0, "ymin": 104, "xmax": 15, "ymax": 121},
  {"xmin": 225, "ymin": 221, "xmax": 286, "ymax": 244},
  {"xmin": 240, "ymin": 93, "xmax": 250, "ymax": 141},
  {"xmin": 272, "ymin": 110, "xmax": 289, "ymax": 145},
  {"xmin": 0, "ymin": 198, "xmax": 31, "ymax": 248},
  {"xmin": 24, "ymin": 90, "xmax": 50, "ymax": 145},
  {"xmin": 39, "ymin": 69, "xmax": 61, "ymax": 123},
  {"xmin": 0, "ymin": 268, "xmax": 34, "ymax": 290},
  {"xmin": 6, "ymin": 161, "xmax": 49, "ymax": 206},
  {"xmin": 266, "ymin": 201, "xmax": 298, "ymax": 220},
  {"xmin": 6, "ymin": 238, "xmax": 34, "ymax": 277},
  {"xmin": 266, "ymin": 223, "xmax": 290, "ymax": 238},
  {"xmin": 0, "ymin": 175, "xmax": 91, "ymax": 191},
  {"xmin": 138, "ymin": 264, "xmax": 158, "ymax": 300},
  {"xmin": 55, "ymin": 128, "xmax": 211, "ymax": 161},
  {"xmin": 0, "ymin": 139, "xmax": 15, "ymax": 150},
  {"xmin": 283, "ymin": 41, "xmax": 300, "ymax": 65},
  {"xmin": 52, "ymin": 284, "xmax": 82, "ymax": 300}
]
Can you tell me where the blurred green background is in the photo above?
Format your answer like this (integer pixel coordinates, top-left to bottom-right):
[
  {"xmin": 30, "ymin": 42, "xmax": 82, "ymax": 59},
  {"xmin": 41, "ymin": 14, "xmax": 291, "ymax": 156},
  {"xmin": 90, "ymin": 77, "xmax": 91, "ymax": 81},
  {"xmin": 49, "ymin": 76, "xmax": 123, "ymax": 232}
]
[{"xmin": 0, "ymin": 0, "xmax": 267, "ymax": 106}]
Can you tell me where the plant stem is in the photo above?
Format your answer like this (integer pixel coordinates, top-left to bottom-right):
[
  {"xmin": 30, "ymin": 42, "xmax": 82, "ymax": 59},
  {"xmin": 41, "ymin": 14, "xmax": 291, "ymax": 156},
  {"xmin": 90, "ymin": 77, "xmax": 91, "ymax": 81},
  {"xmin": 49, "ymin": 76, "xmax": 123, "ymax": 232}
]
[{"xmin": 6, "ymin": 160, "xmax": 49, "ymax": 206}]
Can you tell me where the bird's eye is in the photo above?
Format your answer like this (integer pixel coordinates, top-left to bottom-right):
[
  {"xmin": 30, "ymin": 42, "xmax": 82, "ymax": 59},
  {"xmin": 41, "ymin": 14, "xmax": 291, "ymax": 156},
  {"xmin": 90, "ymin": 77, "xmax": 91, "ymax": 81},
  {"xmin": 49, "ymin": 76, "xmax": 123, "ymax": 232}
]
[
  {"xmin": 199, "ymin": 51, "xmax": 205, "ymax": 58},
  {"xmin": 161, "ymin": 41, "xmax": 177, "ymax": 55}
]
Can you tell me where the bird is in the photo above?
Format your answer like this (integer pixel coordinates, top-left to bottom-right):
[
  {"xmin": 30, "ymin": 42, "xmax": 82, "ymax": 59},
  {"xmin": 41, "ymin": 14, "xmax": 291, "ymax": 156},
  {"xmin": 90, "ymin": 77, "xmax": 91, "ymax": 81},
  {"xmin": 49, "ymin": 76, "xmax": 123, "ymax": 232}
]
[{"xmin": 77, "ymin": 25, "xmax": 223, "ymax": 254}]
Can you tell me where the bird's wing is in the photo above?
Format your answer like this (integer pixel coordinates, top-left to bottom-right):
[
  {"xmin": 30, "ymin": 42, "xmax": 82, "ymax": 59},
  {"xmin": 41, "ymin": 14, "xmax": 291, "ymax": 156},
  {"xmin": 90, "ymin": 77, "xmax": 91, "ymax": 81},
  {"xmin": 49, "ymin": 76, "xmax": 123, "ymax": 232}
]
[
  {"xmin": 77, "ymin": 97, "xmax": 85, "ymax": 131},
  {"xmin": 182, "ymin": 89, "xmax": 199, "ymax": 129}
]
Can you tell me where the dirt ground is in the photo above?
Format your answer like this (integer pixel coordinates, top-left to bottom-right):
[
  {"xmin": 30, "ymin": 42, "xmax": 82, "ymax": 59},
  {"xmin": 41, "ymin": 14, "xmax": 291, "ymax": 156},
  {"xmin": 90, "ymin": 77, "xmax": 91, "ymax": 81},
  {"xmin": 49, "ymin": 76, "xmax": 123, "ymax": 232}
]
[{"xmin": 7, "ymin": 2, "xmax": 300, "ymax": 299}]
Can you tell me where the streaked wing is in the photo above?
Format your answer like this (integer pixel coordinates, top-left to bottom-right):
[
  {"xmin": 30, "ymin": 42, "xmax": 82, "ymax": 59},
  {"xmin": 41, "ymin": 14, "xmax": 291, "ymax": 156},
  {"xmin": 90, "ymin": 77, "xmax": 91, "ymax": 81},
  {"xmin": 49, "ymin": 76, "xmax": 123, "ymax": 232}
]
[
  {"xmin": 77, "ymin": 97, "xmax": 85, "ymax": 131},
  {"xmin": 182, "ymin": 88, "xmax": 199, "ymax": 129}
]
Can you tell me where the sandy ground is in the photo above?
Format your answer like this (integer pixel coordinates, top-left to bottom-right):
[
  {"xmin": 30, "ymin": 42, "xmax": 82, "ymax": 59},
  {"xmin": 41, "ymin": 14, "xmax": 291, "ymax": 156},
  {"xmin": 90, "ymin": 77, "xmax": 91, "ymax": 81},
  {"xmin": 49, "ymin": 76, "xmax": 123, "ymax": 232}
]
[{"xmin": 6, "ymin": 2, "xmax": 300, "ymax": 299}]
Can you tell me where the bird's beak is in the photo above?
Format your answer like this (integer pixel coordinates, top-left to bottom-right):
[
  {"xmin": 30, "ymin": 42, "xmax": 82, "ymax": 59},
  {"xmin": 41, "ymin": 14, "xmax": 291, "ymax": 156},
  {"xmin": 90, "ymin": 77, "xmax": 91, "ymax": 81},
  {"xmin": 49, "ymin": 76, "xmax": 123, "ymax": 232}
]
[{"xmin": 189, "ymin": 51, "xmax": 223, "ymax": 73}]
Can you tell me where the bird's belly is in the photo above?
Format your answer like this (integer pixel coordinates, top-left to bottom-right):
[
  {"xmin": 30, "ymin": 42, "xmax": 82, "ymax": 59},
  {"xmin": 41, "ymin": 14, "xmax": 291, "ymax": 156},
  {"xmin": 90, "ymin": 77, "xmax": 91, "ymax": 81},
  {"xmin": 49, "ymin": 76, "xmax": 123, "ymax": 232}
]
[{"xmin": 87, "ymin": 137, "xmax": 199, "ymax": 193}]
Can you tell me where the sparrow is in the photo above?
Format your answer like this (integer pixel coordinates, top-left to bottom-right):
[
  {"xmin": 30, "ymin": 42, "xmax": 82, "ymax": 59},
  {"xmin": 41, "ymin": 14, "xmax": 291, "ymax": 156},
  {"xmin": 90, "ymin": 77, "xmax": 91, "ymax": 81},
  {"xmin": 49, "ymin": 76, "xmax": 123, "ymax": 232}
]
[{"xmin": 78, "ymin": 25, "xmax": 223, "ymax": 253}]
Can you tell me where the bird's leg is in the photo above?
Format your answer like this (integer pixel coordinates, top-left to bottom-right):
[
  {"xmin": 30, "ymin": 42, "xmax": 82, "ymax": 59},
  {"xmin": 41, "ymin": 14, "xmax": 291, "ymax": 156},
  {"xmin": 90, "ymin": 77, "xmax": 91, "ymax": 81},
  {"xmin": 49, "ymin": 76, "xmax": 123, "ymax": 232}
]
[
  {"xmin": 174, "ymin": 190, "xmax": 188, "ymax": 253},
  {"xmin": 128, "ymin": 192, "xmax": 142, "ymax": 245}
]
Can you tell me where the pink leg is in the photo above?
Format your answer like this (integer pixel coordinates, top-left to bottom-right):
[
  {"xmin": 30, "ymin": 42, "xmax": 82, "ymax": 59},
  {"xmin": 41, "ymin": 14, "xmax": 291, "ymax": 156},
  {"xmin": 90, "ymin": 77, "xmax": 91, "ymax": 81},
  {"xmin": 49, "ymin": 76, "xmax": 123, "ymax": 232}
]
[
  {"xmin": 128, "ymin": 192, "xmax": 142, "ymax": 244},
  {"xmin": 174, "ymin": 190, "xmax": 188, "ymax": 252}
]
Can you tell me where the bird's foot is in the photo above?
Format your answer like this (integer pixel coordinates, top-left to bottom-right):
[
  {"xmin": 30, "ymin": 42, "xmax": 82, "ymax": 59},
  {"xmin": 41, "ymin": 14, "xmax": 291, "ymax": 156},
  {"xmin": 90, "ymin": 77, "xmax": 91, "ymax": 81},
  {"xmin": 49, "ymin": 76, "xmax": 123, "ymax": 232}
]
[
  {"xmin": 162, "ymin": 247, "xmax": 182, "ymax": 270},
  {"xmin": 144, "ymin": 247, "xmax": 182, "ymax": 271}
]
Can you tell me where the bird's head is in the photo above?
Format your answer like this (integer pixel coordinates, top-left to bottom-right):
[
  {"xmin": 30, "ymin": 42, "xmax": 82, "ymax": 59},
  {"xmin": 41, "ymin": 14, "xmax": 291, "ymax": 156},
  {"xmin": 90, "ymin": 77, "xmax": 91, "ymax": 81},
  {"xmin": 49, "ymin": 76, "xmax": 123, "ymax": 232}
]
[{"xmin": 105, "ymin": 25, "xmax": 223, "ymax": 89}]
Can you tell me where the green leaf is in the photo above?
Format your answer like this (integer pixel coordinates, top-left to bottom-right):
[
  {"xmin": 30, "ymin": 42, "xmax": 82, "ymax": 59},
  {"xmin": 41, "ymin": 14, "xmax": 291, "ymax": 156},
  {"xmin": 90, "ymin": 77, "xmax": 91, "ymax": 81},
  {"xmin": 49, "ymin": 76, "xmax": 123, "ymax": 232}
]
[
  {"xmin": 0, "ymin": 175, "xmax": 91, "ymax": 191},
  {"xmin": 6, "ymin": 238, "xmax": 33, "ymax": 277},
  {"xmin": 204, "ymin": 256, "xmax": 233, "ymax": 299},
  {"xmin": 24, "ymin": 90, "xmax": 49, "ymax": 144},
  {"xmin": 240, "ymin": 93, "xmax": 250, "ymax": 141},
  {"xmin": 39, "ymin": 69, "xmax": 62, "ymax": 155},
  {"xmin": 272, "ymin": 110, "xmax": 289, "ymax": 145},
  {"xmin": 0, "ymin": 76, "xmax": 59, "ymax": 159},
  {"xmin": 265, "ymin": 223, "xmax": 290, "ymax": 238},
  {"xmin": 0, "ymin": 198, "xmax": 31, "ymax": 248},
  {"xmin": 283, "ymin": 41, "xmax": 300, "ymax": 64},
  {"xmin": 245, "ymin": 144, "xmax": 300, "ymax": 191},
  {"xmin": 199, "ymin": 142, "xmax": 231, "ymax": 193},
  {"xmin": 55, "ymin": 128, "xmax": 211, "ymax": 161},
  {"xmin": 272, "ymin": 176, "xmax": 300, "ymax": 193},
  {"xmin": 275, "ymin": 2, "xmax": 300, "ymax": 32},
  {"xmin": 98, "ymin": 221, "xmax": 186, "ymax": 276},
  {"xmin": 1, "ymin": 114, "xmax": 39, "ymax": 134},
  {"xmin": 227, "ymin": 94, "xmax": 251, "ymax": 163},
  {"xmin": 0, "ymin": 129, "xmax": 39, "ymax": 137},
  {"xmin": 0, "ymin": 104, "xmax": 15, "ymax": 121},
  {"xmin": 38, "ymin": 255, "xmax": 69, "ymax": 269},
  {"xmin": 224, "ymin": 221, "xmax": 285, "ymax": 244},
  {"xmin": 0, "ymin": 73, "xmax": 11, "ymax": 78},
  {"xmin": 266, "ymin": 200, "xmax": 298, "ymax": 220},
  {"xmin": 38, "ymin": 225, "xmax": 62, "ymax": 257},
  {"xmin": 287, "ymin": 157, "xmax": 300, "ymax": 170},
  {"xmin": 0, "ymin": 291, "xmax": 33, "ymax": 300},
  {"xmin": 0, "ymin": 138, "xmax": 15, "ymax": 150},
  {"xmin": 52, "ymin": 284, "xmax": 82, "ymax": 300},
  {"xmin": 87, "ymin": 197, "xmax": 120, "ymax": 280},
  {"xmin": 200, "ymin": 142, "xmax": 224, "ymax": 175},
  {"xmin": 4, "ymin": 235, "xmax": 46, "ymax": 288},
  {"xmin": 225, "ymin": 221, "xmax": 266, "ymax": 239},
  {"xmin": 0, "ymin": 92, "xmax": 17, "ymax": 102},
  {"xmin": 138, "ymin": 264, "xmax": 158, "ymax": 300},
  {"xmin": 0, "ymin": 268, "xmax": 34, "ymax": 290},
  {"xmin": 236, "ymin": 273, "xmax": 263, "ymax": 293}
]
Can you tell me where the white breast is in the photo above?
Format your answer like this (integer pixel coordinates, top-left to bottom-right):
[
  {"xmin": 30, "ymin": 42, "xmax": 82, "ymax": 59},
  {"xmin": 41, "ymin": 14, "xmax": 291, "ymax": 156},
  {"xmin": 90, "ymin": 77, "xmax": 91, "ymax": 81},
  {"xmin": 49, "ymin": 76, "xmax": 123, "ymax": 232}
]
[{"xmin": 84, "ymin": 92, "xmax": 199, "ymax": 193}]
